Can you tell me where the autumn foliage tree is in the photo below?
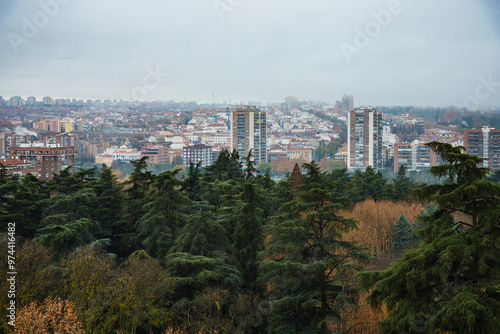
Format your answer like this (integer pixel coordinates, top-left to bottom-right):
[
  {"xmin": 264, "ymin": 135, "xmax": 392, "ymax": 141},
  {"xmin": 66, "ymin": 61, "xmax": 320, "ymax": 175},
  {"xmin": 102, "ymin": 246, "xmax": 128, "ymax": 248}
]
[
  {"xmin": 14, "ymin": 296, "xmax": 84, "ymax": 334},
  {"xmin": 342, "ymin": 199, "xmax": 422, "ymax": 260}
]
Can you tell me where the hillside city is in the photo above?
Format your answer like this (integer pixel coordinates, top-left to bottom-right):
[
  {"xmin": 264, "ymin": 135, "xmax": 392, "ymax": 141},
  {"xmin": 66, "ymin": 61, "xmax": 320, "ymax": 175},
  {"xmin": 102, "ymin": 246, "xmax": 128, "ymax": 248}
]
[{"xmin": 1, "ymin": 94, "xmax": 500, "ymax": 180}]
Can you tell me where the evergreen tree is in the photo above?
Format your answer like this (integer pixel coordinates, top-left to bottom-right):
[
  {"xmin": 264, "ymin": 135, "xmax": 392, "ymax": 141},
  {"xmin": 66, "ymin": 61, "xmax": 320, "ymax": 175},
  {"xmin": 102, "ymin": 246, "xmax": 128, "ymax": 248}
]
[
  {"xmin": 362, "ymin": 166, "xmax": 386, "ymax": 201},
  {"xmin": 49, "ymin": 167, "xmax": 82, "ymax": 194},
  {"xmin": 393, "ymin": 165, "xmax": 414, "ymax": 200},
  {"xmin": 260, "ymin": 162, "xmax": 371, "ymax": 333},
  {"xmin": 182, "ymin": 161, "xmax": 203, "ymax": 202},
  {"xmin": 348, "ymin": 170, "xmax": 365, "ymax": 203},
  {"xmin": 232, "ymin": 182, "xmax": 266, "ymax": 291},
  {"xmin": 359, "ymin": 142, "xmax": 500, "ymax": 333},
  {"xmin": 412, "ymin": 202, "xmax": 439, "ymax": 242},
  {"xmin": 391, "ymin": 214, "xmax": 416, "ymax": 253},
  {"xmin": 136, "ymin": 169, "xmax": 190, "ymax": 260},
  {"xmin": 172, "ymin": 210, "xmax": 231, "ymax": 257},
  {"xmin": 0, "ymin": 173, "xmax": 50, "ymax": 238},
  {"xmin": 204, "ymin": 149, "xmax": 242, "ymax": 181},
  {"xmin": 349, "ymin": 166, "xmax": 388, "ymax": 202},
  {"xmin": 91, "ymin": 166, "xmax": 127, "ymax": 257},
  {"xmin": 124, "ymin": 157, "xmax": 154, "ymax": 226},
  {"xmin": 36, "ymin": 188, "xmax": 100, "ymax": 253},
  {"xmin": 244, "ymin": 149, "xmax": 256, "ymax": 179}
]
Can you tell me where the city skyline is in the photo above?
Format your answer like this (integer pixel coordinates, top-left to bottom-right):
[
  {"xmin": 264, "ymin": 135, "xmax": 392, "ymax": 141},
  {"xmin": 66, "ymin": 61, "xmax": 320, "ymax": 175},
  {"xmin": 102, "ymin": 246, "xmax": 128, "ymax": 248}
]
[{"xmin": 1, "ymin": 1, "xmax": 499, "ymax": 108}]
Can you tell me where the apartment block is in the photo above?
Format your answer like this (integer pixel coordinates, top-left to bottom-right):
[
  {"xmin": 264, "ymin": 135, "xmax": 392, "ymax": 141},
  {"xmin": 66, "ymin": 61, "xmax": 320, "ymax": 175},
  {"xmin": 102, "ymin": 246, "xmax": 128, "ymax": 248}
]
[
  {"xmin": 0, "ymin": 131, "xmax": 37, "ymax": 158},
  {"xmin": 141, "ymin": 145, "xmax": 169, "ymax": 165},
  {"xmin": 287, "ymin": 147, "xmax": 313, "ymax": 162},
  {"xmin": 10, "ymin": 143, "xmax": 75, "ymax": 180},
  {"xmin": 41, "ymin": 133, "xmax": 76, "ymax": 147},
  {"xmin": 464, "ymin": 127, "xmax": 500, "ymax": 170},
  {"xmin": 393, "ymin": 141, "xmax": 434, "ymax": 173},
  {"xmin": 95, "ymin": 154, "xmax": 113, "ymax": 166},
  {"xmin": 0, "ymin": 158, "xmax": 39, "ymax": 178},
  {"xmin": 347, "ymin": 107, "xmax": 383, "ymax": 169},
  {"xmin": 183, "ymin": 144, "xmax": 213, "ymax": 168},
  {"xmin": 230, "ymin": 106, "xmax": 267, "ymax": 164},
  {"xmin": 342, "ymin": 95, "xmax": 354, "ymax": 112}
]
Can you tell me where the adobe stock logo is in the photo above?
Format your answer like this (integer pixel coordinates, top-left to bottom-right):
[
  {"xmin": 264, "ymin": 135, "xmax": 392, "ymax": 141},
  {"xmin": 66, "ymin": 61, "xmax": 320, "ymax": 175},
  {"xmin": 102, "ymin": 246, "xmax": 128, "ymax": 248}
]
[
  {"xmin": 7, "ymin": 0, "xmax": 72, "ymax": 54},
  {"xmin": 463, "ymin": 74, "xmax": 500, "ymax": 110},
  {"xmin": 121, "ymin": 65, "xmax": 169, "ymax": 101},
  {"xmin": 339, "ymin": 0, "xmax": 410, "ymax": 64},
  {"xmin": 213, "ymin": 0, "xmax": 243, "ymax": 22}
]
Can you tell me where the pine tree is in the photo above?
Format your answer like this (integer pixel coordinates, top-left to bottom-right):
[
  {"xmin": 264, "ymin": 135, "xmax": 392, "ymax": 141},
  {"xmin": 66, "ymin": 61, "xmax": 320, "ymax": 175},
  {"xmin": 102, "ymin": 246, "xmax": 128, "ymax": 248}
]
[
  {"xmin": 393, "ymin": 165, "xmax": 414, "ymax": 200},
  {"xmin": 391, "ymin": 214, "xmax": 415, "ymax": 253},
  {"xmin": 260, "ymin": 162, "xmax": 371, "ymax": 333},
  {"xmin": 124, "ymin": 157, "xmax": 154, "ymax": 226},
  {"xmin": 359, "ymin": 142, "xmax": 500, "ymax": 333},
  {"xmin": 136, "ymin": 169, "xmax": 190, "ymax": 260},
  {"xmin": 91, "ymin": 166, "xmax": 127, "ymax": 258},
  {"xmin": 182, "ymin": 161, "xmax": 203, "ymax": 202},
  {"xmin": 244, "ymin": 149, "xmax": 256, "ymax": 179},
  {"xmin": 0, "ymin": 173, "xmax": 49, "ymax": 238},
  {"xmin": 204, "ymin": 149, "xmax": 243, "ymax": 181},
  {"xmin": 172, "ymin": 210, "xmax": 231, "ymax": 257},
  {"xmin": 36, "ymin": 188, "xmax": 99, "ymax": 253},
  {"xmin": 232, "ymin": 182, "xmax": 266, "ymax": 291}
]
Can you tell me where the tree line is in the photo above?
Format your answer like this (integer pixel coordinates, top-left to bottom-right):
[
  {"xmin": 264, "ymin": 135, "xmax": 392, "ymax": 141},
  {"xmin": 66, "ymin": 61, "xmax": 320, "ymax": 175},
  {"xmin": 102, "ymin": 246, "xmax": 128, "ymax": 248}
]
[{"xmin": 1, "ymin": 143, "xmax": 499, "ymax": 333}]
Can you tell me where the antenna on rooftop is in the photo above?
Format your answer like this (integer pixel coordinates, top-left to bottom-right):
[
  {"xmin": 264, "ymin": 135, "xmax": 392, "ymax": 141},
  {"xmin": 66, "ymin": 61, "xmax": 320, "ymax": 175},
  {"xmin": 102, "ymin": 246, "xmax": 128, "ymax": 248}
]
[{"xmin": 211, "ymin": 93, "xmax": 214, "ymax": 110}]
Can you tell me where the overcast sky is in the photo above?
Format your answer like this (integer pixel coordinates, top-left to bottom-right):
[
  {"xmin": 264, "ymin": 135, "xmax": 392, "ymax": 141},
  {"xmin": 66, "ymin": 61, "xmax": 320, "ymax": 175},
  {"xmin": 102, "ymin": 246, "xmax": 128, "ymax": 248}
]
[{"xmin": 1, "ymin": 0, "xmax": 499, "ymax": 107}]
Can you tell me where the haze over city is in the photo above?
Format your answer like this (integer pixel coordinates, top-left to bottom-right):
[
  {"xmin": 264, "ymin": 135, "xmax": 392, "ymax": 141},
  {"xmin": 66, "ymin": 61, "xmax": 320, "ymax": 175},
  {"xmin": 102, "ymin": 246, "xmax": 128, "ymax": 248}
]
[{"xmin": 1, "ymin": 0, "xmax": 499, "ymax": 107}]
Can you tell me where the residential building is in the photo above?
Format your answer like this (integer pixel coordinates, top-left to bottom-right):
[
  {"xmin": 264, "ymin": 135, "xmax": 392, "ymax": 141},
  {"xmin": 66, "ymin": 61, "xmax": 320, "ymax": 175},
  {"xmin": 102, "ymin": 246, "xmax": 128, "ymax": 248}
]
[
  {"xmin": 347, "ymin": 107, "xmax": 383, "ymax": 169},
  {"xmin": 95, "ymin": 154, "xmax": 113, "ymax": 166},
  {"xmin": 230, "ymin": 106, "xmax": 267, "ymax": 164},
  {"xmin": 183, "ymin": 144, "xmax": 213, "ymax": 168},
  {"xmin": 9, "ymin": 96, "xmax": 22, "ymax": 106},
  {"xmin": 27, "ymin": 96, "xmax": 36, "ymax": 105},
  {"xmin": 464, "ymin": 127, "xmax": 500, "ymax": 170},
  {"xmin": 267, "ymin": 149, "xmax": 288, "ymax": 162},
  {"xmin": 41, "ymin": 133, "xmax": 76, "ymax": 147},
  {"xmin": 112, "ymin": 146, "xmax": 141, "ymax": 162},
  {"xmin": 0, "ymin": 131, "xmax": 37, "ymax": 158},
  {"xmin": 0, "ymin": 158, "xmax": 39, "ymax": 178},
  {"xmin": 390, "ymin": 117, "xmax": 425, "ymax": 141},
  {"xmin": 141, "ymin": 145, "xmax": 168, "ymax": 165},
  {"xmin": 393, "ymin": 141, "xmax": 434, "ymax": 173},
  {"xmin": 9, "ymin": 143, "xmax": 75, "ymax": 180},
  {"xmin": 42, "ymin": 96, "xmax": 54, "ymax": 105},
  {"xmin": 287, "ymin": 147, "xmax": 313, "ymax": 162},
  {"xmin": 342, "ymin": 95, "xmax": 354, "ymax": 112},
  {"xmin": 285, "ymin": 96, "xmax": 298, "ymax": 108}
]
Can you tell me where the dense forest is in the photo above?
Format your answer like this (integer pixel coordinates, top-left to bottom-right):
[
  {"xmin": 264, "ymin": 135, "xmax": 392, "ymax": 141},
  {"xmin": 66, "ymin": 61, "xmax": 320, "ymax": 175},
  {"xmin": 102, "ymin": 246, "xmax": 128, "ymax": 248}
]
[{"xmin": 1, "ymin": 143, "xmax": 500, "ymax": 333}]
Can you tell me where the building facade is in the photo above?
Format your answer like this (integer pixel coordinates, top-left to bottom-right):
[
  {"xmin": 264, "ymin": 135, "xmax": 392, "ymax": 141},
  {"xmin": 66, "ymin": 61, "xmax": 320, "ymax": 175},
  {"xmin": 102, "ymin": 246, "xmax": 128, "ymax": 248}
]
[
  {"xmin": 287, "ymin": 147, "xmax": 313, "ymax": 162},
  {"xmin": 10, "ymin": 143, "xmax": 75, "ymax": 180},
  {"xmin": 393, "ymin": 141, "xmax": 435, "ymax": 173},
  {"xmin": 0, "ymin": 131, "xmax": 37, "ymax": 158},
  {"xmin": 183, "ymin": 144, "xmax": 213, "ymax": 168},
  {"xmin": 230, "ymin": 106, "xmax": 267, "ymax": 164},
  {"xmin": 464, "ymin": 127, "xmax": 500, "ymax": 170},
  {"xmin": 141, "ymin": 145, "xmax": 169, "ymax": 165},
  {"xmin": 342, "ymin": 95, "xmax": 354, "ymax": 112},
  {"xmin": 347, "ymin": 107, "xmax": 383, "ymax": 169}
]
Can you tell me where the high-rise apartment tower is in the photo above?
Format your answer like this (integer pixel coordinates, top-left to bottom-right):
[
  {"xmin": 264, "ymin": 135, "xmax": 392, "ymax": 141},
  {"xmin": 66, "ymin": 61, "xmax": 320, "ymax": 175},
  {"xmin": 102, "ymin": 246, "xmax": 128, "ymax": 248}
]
[
  {"xmin": 230, "ymin": 106, "xmax": 267, "ymax": 164},
  {"xmin": 347, "ymin": 107, "xmax": 383, "ymax": 169},
  {"xmin": 464, "ymin": 127, "xmax": 500, "ymax": 170}
]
